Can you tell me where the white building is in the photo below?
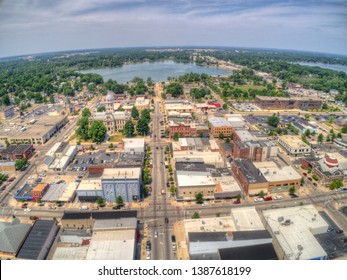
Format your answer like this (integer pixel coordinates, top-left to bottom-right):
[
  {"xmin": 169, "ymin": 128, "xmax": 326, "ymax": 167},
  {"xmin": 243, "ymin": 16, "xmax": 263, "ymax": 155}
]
[
  {"xmin": 278, "ymin": 135, "xmax": 311, "ymax": 155},
  {"xmin": 262, "ymin": 205, "xmax": 328, "ymax": 260},
  {"xmin": 122, "ymin": 138, "xmax": 145, "ymax": 154}
]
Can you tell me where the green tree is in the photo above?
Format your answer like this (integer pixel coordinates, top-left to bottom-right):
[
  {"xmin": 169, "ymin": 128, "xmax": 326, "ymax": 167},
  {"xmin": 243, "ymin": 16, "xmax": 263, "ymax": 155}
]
[
  {"xmin": 326, "ymin": 135, "xmax": 331, "ymax": 142},
  {"xmin": 140, "ymin": 109, "xmax": 151, "ymax": 123},
  {"xmin": 5, "ymin": 140, "xmax": 10, "ymax": 148},
  {"xmin": 143, "ymin": 173, "xmax": 151, "ymax": 185},
  {"xmin": 341, "ymin": 126, "xmax": 347, "ymax": 134},
  {"xmin": 318, "ymin": 133, "xmax": 324, "ymax": 143},
  {"xmin": 304, "ymin": 129, "xmax": 311, "ymax": 136},
  {"xmin": 97, "ymin": 106, "xmax": 106, "ymax": 112},
  {"xmin": 258, "ymin": 190, "xmax": 265, "ymax": 198},
  {"xmin": 76, "ymin": 117, "xmax": 90, "ymax": 140},
  {"xmin": 219, "ymin": 133, "xmax": 225, "ymax": 139},
  {"xmin": 222, "ymin": 103, "xmax": 228, "ymax": 110},
  {"xmin": 116, "ymin": 196, "xmax": 124, "ymax": 206},
  {"xmin": 15, "ymin": 158, "xmax": 28, "ymax": 170},
  {"xmin": 301, "ymin": 177, "xmax": 305, "ymax": 186},
  {"xmin": 169, "ymin": 185, "xmax": 175, "ymax": 194},
  {"xmin": 137, "ymin": 118, "xmax": 149, "ymax": 135},
  {"xmin": 268, "ymin": 115, "xmax": 280, "ymax": 127},
  {"xmin": 123, "ymin": 120, "xmax": 135, "ymax": 137},
  {"xmin": 168, "ymin": 166, "xmax": 173, "ymax": 173},
  {"xmin": 96, "ymin": 196, "xmax": 105, "ymax": 207},
  {"xmin": 289, "ymin": 186, "xmax": 296, "ymax": 195},
  {"xmin": 328, "ymin": 116, "xmax": 334, "ymax": 124},
  {"xmin": 191, "ymin": 212, "xmax": 200, "ymax": 219},
  {"xmin": 312, "ymin": 174, "xmax": 320, "ymax": 181},
  {"xmin": 337, "ymin": 132, "xmax": 342, "ymax": 138},
  {"xmin": 108, "ymin": 143, "xmax": 114, "ymax": 149},
  {"xmin": 146, "ymin": 146, "xmax": 151, "ymax": 152},
  {"xmin": 322, "ymin": 103, "xmax": 328, "ymax": 110},
  {"xmin": 1, "ymin": 95, "xmax": 11, "ymax": 106},
  {"xmin": 82, "ymin": 108, "xmax": 91, "ymax": 118},
  {"xmin": 131, "ymin": 106, "xmax": 139, "ymax": 119},
  {"xmin": 173, "ymin": 132, "xmax": 179, "ymax": 141},
  {"xmin": 89, "ymin": 120, "xmax": 106, "ymax": 142},
  {"xmin": 328, "ymin": 179, "xmax": 343, "ymax": 190},
  {"xmin": 195, "ymin": 192, "xmax": 203, "ymax": 204},
  {"xmin": 166, "ymin": 82, "xmax": 183, "ymax": 97},
  {"xmin": 166, "ymin": 146, "xmax": 170, "ymax": 153}
]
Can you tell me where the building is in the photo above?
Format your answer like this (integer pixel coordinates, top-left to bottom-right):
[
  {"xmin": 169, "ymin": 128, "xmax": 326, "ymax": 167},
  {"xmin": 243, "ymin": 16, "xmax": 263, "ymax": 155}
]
[
  {"xmin": 41, "ymin": 142, "xmax": 77, "ymax": 172},
  {"xmin": 14, "ymin": 183, "xmax": 35, "ymax": 201},
  {"xmin": 31, "ymin": 183, "xmax": 49, "ymax": 202},
  {"xmin": 0, "ymin": 105, "xmax": 14, "ymax": 119},
  {"xmin": 42, "ymin": 182, "xmax": 77, "ymax": 203},
  {"xmin": 0, "ymin": 115, "xmax": 68, "ymax": 146},
  {"xmin": 302, "ymin": 153, "xmax": 347, "ymax": 185},
  {"xmin": 213, "ymin": 176, "xmax": 242, "ymax": 199},
  {"xmin": 169, "ymin": 122, "xmax": 196, "ymax": 138},
  {"xmin": 172, "ymin": 138, "xmax": 216, "ymax": 152},
  {"xmin": 115, "ymin": 152, "xmax": 144, "ymax": 168},
  {"xmin": 263, "ymin": 205, "xmax": 328, "ymax": 260},
  {"xmin": 102, "ymin": 168, "xmax": 142, "ymax": 202},
  {"xmin": 76, "ymin": 179, "xmax": 103, "ymax": 202},
  {"xmin": 233, "ymin": 140, "xmax": 277, "ymax": 161},
  {"xmin": 184, "ymin": 207, "xmax": 273, "ymax": 260},
  {"xmin": 165, "ymin": 103, "xmax": 194, "ymax": 113},
  {"xmin": 134, "ymin": 97, "xmax": 150, "ymax": 111},
  {"xmin": 17, "ymin": 220, "xmax": 59, "ymax": 260},
  {"xmin": 0, "ymin": 221, "xmax": 31, "ymax": 257},
  {"xmin": 253, "ymin": 161, "xmax": 301, "ymax": 193},
  {"xmin": 233, "ymin": 130, "xmax": 256, "ymax": 142},
  {"xmin": 173, "ymin": 150, "xmax": 224, "ymax": 168},
  {"xmin": 89, "ymin": 111, "xmax": 130, "ymax": 134},
  {"xmin": 278, "ymin": 135, "xmax": 311, "ymax": 156},
  {"xmin": 218, "ymin": 243, "xmax": 278, "ymax": 260},
  {"xmin": 292, "ymin": 121, "xmax": 319, "ymax": 134},
  {"xmin": 0, "ymin": 144, "xmax": 34, "ymax": 161},
  {"xmin": 255, "ymin": 96, "xmax": 323, "ymax": 110},
  {"xmin": 122, "ymin": 138, "xmax": 145, "ymax": 154},
  {"xmin": 231, "ymin": 159, "xmax": 268, "ymax": 195},
  {"xmin": 219, "ymin": 142, "xmax": 233, "ymax": 158},
  {"xmin": 175, "ymin": 170, "xmax": 215, "ymax": 201},
  {"xmin": 208, "ymin": 117, "xmax": 233, "ymax": 137}
]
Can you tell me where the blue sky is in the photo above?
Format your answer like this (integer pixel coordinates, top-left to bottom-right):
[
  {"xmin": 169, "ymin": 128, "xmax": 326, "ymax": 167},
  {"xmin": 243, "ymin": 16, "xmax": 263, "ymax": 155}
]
[{"xmin": 0, "ymin": 0, "xmax": 346, "ymax": 57}]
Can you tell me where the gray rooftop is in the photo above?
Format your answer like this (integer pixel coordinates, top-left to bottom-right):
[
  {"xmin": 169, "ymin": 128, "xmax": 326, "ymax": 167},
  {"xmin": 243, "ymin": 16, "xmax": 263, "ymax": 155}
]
[
  {"xmin": 233, "ymin": 159, "xmax": 267, "ymax": 184},
  {"xmin": 0, "ymin": 221, "xmax": 31, "ymax": 254},
  {"xmin": 188, "ymin": 232, "xmax": 228, "ymax": 242}
]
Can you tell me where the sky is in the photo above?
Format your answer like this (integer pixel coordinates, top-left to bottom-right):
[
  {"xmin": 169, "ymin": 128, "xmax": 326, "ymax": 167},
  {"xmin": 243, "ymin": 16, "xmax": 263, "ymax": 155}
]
[{"xmin": 0, "ymin": 0, "xmax": 346, "ymax": 57}]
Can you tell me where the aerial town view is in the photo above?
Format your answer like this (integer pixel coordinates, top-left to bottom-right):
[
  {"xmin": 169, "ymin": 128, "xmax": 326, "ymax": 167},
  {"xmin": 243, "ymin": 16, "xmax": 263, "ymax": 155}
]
[{"xmin": 0, "ymin": 0, "xmax": 346, "ymax": 269}]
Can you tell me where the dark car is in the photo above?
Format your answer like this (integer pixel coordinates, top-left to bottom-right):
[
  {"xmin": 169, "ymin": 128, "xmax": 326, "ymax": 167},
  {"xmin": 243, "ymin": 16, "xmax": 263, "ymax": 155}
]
[
  {"xmin": 29, "ymin": 216, "xmax": 39, "ymax": 221},
  {"xmin": 233, "ymin": 199, "xmax": 241, "ymax": 204},
  {"xmin": 336, "ymin": 229, "xmax": 344, "ymax": 234},
  {"xmin": 146, "ymin": 241, "xmax": 151, "ymax": 250},
  {"xmin": 264, "ymin": 196, "xmax": 273, "ymax": 201},
  {"xmin": 290, "ymin": 194, "xmax": 299, "ymax": 198},
  {"xmin": 165, "ymin": 217, "xmax": 169, "ymax": 224}
]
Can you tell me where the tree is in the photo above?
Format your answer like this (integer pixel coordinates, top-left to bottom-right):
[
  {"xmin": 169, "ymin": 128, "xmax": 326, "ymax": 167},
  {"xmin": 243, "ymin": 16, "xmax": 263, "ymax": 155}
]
[
  {"xmin": 318, "ymin": 133, "xmax": 324, "ymax": 143},
  {"xmin": 131, "ymin": 106, "xmax": 139, "ymax": 119},
  {"xmin": 116, "ymin": 196, "xmax": 124, "ymax": 206},
  {"xmin": 191, "ymin": 212, "xmax": 200, "ymax": 219},
  {"xmin": 165, "ymin": 146, "xmax": 170, "ymax": 153},
  {"xmin": 328, "ymin": 116, "xmax": 334, "ymax": 124},
  {"xmin": 1, "ymin": 95, "xmax": 11, "ymax": 106},
  {"xmin": 301, "ymin": 177, "xmax": 305, "ymax": 186},
  {"xmin": 76, "ymin": 116, "xmax": 90, "ymax": 140},
  {"xmin": 97, "ymin": 106, "xmax": 105, "ymax": 112},
  {"xmin": 146, "ymin": 146, "xmax": 151, "ymax": 152},
  {"xmin": 225, "ymin": 138, "xmax": 230, "ymax": 143},
  {"xmin": 289, "ymin": 186, "xmax": 296, "ymax": 195},
  {"xmin": 108, "ymin": 143, "xmax": 114, "ymax": 149},
  {"xmin": 337, "ymin": 132, "xmax": 342, "ymax": 138},
  {"xmin": 169, "ymin": 185, "xmax": 175, "ymax": 194},
  {"xmin": 258, "ymin": 191, "xmax": 265, "ymax": 198},
  {"xmin": 143, "ymin": 173, "xmax": 151, "ymax": 184},
  {"xmin": 168, "ymin": 166, "xmax": 173, "ymax": 173},
  {"xmin": 341, "ymin": 126, "xmax": 347, "ymax": 134},
  {"xmin": 137, "ymin": 118, "xmax": 149, "ymax": 135},
  {"xmin": 5, "ymin": 140, "xmax": 10, "ymax": 148},
  {"xmin": 82, "ymin": 108, "xmax": 91, "ymax": 118},
  {"xmin": 322, "ymin": 103, "xmax": 328, "ymax": 110},
  {"xmin": 15, "ymin": 158, "xmax": 28, "ymax": 170},
  {"xmin": 328, "ymin": 179, "xmax": 343, "ymax": 190},
  {"xmin": 218, "ymin": 133, "xmax": 225, "ymax": 139},
  {"xmin": 195, "ymin": 192, "xmax": 203, "ymax": 204},
  {"xmin": 304, "ymin": 129, "xmax": 311, "ymax": 136},
  {"xmin": 268, "ymin": 115, "xmax": 280, "ymax": 127},
  {"xmin": 173, "ymin": 132, "xmax": 179, "ymax": 141},
  {"xmin": 89, "ymin": 120, "xmax": 106, "ymax": 142},
  {"xmin": 222, "ymin": 103, "xmax": 228, "ymax": 110},
  {"xmin": 140, "ymin": 109, "xmax": 151, "ymax": 123},
  {"xmin": 312, "ymin": 174, "xmax": 320, "ymax": 181},
  {"xmin": 123, "ymin": 120, "xmax": 135, "ymax": 137},
  {"xmin": 36, "ymin": 198, "xmax": 42, "ymax": 204},
  {"xmin": 326, "ymin": 135, "xmax": 331, "ymax": 142},
  {"xmin": 96, "ymin": 196, "xmax": 105, "ymax": 207},
  {"xmin": 166, "ymin": 82, "xmax": 183, "ymax": 97}
]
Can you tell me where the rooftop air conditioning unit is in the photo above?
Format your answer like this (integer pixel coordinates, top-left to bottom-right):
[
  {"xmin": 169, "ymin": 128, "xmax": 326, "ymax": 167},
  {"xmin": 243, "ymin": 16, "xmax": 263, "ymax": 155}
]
[
  {"xmin": 274, "ymin": 231, "xmax": 280, "ymax": 235},
  {"xmin": 278, "ymin": 216, "xmax": 284, "ymax": 222}
]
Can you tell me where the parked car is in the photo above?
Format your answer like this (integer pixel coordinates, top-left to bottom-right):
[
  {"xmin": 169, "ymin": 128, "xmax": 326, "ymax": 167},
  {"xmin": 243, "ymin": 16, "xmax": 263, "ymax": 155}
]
[
  {"xmin": 233, "ymin": 199, "xmax": 241, "ymax": 204},
  {"xmin": 336, "ymin": 229, "xmax": 344, "ymax": 234},
  {"xmin": 154, "ymin": 229, "xmax": 158, "ymax": 238},
  {"xmin": 274, "ymin": 196, "xmax": 283, "ymax": 200},
  {"xmin": 264, "ymin": 196, "xmax": 273, "ymax": 201},
  {"xmin": 254, "ymin": 198, "xmax": 264, "ymax": 202},
  {"xmin": 24, "ymin": 208, "xmax": 31, "ymax": 212},
  {"xmin": 146, "ymin": 251, "xmax": 151, "ymax": 260},
  {"xmin": 327, "ymin": 227, "xmax": 335, "ymax": 233},
  {"xmin": 21, "ymin": 204, "xmax": 27, "ymax": 209},
  {"xmin": 290, "ymin": 193, "xmax": 299, "ymax": 198},
  {"xmin": 146, "ymin": 240, "xmax": 151, "ymax": 251},
  {"xmin": 29, "ymin": 216, "xmax": 39, "ymax": 220}
]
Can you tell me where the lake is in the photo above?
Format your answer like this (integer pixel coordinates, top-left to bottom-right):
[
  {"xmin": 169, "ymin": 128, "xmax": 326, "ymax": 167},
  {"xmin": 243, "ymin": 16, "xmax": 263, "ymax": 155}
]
[
  {"xmin": 79, "ymin": 61, "xmax": 231, "ymax": 83},
  {"xmin": 296, "ymin": 62, "xmax": 347, "ymax": 73}
]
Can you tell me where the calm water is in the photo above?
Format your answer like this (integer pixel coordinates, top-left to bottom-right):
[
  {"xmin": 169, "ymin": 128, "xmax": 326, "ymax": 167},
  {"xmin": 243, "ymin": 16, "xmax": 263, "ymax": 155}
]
[
  {"xmin": 297, "ymin": 62, "xmax": 347, "ymax": 73},
  {"xmin": 79, "ymin": 61, "xmax": 231, "ymax": 83}
]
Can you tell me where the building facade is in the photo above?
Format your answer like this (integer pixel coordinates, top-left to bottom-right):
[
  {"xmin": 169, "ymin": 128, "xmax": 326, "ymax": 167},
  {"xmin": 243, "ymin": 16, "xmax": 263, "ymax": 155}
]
[
  {"xmin": 278, "ymin": 135, "xmax": 311, "ymax": 155},
  {"xmin": 89, "ymin": 112, "xmax": 129, "ymax": 134},
  {"xmin": 208, "ymin": 117, "xmax": 233, "ymax": 137},
  {"xmin": 255, "ymin": 96, "xmax": 322, "ymax": 110}
]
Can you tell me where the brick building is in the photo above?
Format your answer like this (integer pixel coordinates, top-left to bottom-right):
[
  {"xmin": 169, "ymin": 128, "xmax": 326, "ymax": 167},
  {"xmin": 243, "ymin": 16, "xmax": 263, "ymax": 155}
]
[
  {"xmin": 32, "ymin": 183, "xmax": 49, "ymax": 202},
  {"xmin": 0, "ymin": 144, "xmax": 34, "ymax": 161},
  {"xmin": 233, "ymin": 141, "xmax": 277, "ymax": 162},
  {"xmin": 208, "ymin": 117, "xmax": 233, "ymax": 137},
  {"xmin": 255, "ymin": 96, "xmax": 322, "ymax": 110}
]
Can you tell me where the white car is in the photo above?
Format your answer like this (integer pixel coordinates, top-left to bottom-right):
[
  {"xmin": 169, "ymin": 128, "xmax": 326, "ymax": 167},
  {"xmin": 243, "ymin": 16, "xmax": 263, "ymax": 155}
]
[
  {"xmin": 24, "ymin": 208, "xmax": 31, "ymax": 212},
  {"xmin": 254, "ymin": 198, "xmax": 264, "ymax": 202},
  {"xmin": 274, "ymin": 196, "xmax": 283, "ymax": 200},
  {"xmin": 146, "ymin": 251, "xmax": 151, "ymax": 260}
]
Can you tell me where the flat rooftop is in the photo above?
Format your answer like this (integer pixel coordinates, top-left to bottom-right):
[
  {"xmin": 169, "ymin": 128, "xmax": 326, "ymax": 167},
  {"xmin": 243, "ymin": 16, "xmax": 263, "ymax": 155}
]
[
  {"xmin": 279, "ymin": 135, "xmax": 311, "ymax": 149},
  {"xmin": 253, "ymin": 161, "xmax": 301, "ymax": 182},
  {"xmin": 208, "ymin": 117, "xmax": 232, "ymax": 127},
  {"xmin": 234, "ymin": 130, "xmax": 256, "ymax": 141},
  {"xmin": 256, "ymin": 96, "xmax": 322, "ymax": 101},
  {"xmin": 122, "ymin": 138, "xmax": 145, "ymax": 149},
  {"xmin": 77, "ymin": 179, "xmax": 102, "ymax": 191},
  {"xmin": 86, "ymin": 229, "xmax": 135, "ymax": 260},
  {"xmin": 102, "ymin": 167, "xmax": 141, "ymax": 180},
  {"xmin": 230, "ymin": 207, "xmax": 265, "ymax": 231},
  {"xmin": 233, "ymin": 159, "xmax": 267, "ymax": 184},
  {"xmin": 176, "ymin": 171, "xmax": 215, "ymax": 187},
  {"xmin": 214, "ymin": 176, "xmax": 241, "ymax": 193},
  {"xmin": 262, "ymin": 205, "xmax": 328, "ymax": 260},
  {"xmin": 52, "ymin": 247, "xmax": 88, "ymax": 260}
]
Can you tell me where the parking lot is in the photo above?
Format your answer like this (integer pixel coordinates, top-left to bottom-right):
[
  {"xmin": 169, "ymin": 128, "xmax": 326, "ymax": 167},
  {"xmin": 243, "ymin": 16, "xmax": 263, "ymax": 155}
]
[
  {"xmin": 316, "ymin": 211, "xmax": 347, "ymax": 259},
  {"xmin": 69, "ymin": 150, "xmax": 117, "ymax": 171},
  {"xmin": 232, "ymin": 103, "xmax": 261, "ymax": 111}
]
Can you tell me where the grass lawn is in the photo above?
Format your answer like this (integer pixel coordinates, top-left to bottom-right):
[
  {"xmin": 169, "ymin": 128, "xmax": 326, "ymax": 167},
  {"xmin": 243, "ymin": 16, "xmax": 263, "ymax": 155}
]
[{"xmin": 234, "ymin": 85, "xmax": 266, "ymax": 91}]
